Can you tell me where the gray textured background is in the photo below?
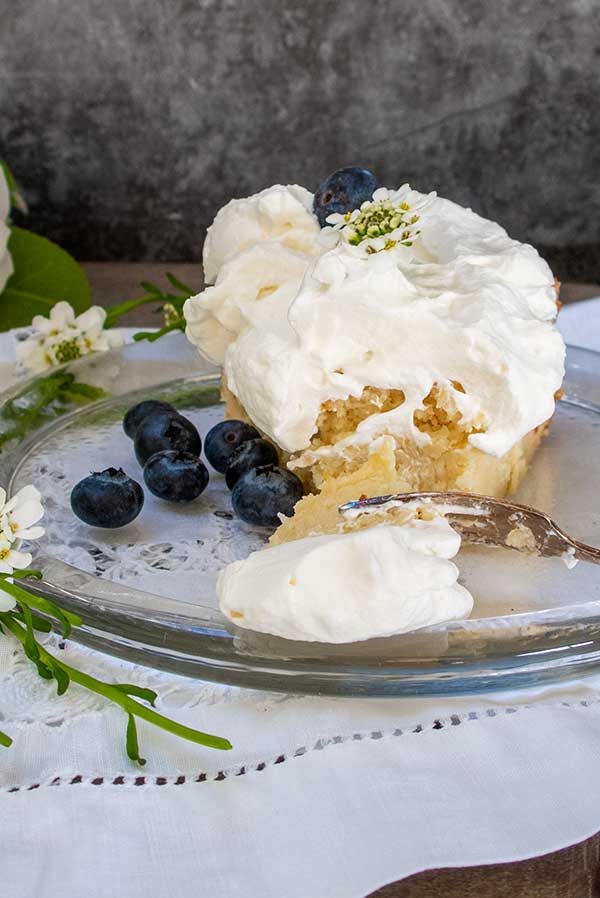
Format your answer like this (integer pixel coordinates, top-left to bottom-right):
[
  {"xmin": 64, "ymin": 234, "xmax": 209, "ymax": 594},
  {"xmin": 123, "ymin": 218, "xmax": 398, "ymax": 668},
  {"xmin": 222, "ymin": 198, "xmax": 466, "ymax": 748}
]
[{"xmin": 1, "ymin": 0, "xmax": 599, "ymax": 280}]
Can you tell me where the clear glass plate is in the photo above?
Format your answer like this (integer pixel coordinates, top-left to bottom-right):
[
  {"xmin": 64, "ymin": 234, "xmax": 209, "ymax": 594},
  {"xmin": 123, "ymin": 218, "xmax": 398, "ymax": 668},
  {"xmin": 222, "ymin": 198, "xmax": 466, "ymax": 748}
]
[{"xmin": 2, "ymin": 333, "xmax": 600, "ymax": 696}]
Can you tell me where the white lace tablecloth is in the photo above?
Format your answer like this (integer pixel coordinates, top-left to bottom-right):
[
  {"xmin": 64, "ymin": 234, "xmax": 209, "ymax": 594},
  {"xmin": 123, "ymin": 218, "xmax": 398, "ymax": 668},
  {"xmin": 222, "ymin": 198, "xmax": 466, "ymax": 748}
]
[{"xmin": 2, "ymin": 301, "xmax": 600, "ymax": 898}]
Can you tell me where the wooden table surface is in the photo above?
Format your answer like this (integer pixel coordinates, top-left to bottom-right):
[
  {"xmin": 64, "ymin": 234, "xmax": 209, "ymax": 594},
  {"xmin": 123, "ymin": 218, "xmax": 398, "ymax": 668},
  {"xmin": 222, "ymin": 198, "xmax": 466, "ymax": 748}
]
[{"xmin": 86, "ymin": 263, "xmax": 600, "ymax": 898}]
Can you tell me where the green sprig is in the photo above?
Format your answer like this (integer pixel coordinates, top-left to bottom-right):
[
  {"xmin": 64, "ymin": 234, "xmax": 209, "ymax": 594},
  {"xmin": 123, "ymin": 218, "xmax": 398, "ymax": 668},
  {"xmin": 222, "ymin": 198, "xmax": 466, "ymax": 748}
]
[
  {"xmin": 133, "ymin": 321, "xmax": 185, "ymax": 343},
  {"xmin": 0, "ymin": 573, "xmax": 232, "ymax": 763},
  {"xmin": 0, "ymin": 574, "xmax": 79, "ymax": 638},
  {"xmin": 0, "ymin": 159, "xmax": 28, "ymax": 214},
  {"xmin": 0, "ymin": 370, "xmax": 107, "ymax": 453},
  {"xmin": 104, "ymin": 272, "xmax": 195, "ymax": 341}
]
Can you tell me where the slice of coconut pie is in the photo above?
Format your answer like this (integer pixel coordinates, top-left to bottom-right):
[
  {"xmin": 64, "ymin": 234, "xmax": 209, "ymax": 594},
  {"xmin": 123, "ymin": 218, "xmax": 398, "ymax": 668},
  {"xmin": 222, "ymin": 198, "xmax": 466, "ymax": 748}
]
[{"xmin": 184, "ymin": 174, "xmax": 564, "ymax": 544}]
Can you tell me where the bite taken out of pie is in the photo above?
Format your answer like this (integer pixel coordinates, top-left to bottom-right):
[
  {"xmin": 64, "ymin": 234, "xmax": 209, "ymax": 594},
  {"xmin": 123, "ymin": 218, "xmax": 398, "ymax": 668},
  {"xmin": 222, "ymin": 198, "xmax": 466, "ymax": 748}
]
[{"xmin": 184, "ymin": 172, "xmax": 565, "ymax": 545}]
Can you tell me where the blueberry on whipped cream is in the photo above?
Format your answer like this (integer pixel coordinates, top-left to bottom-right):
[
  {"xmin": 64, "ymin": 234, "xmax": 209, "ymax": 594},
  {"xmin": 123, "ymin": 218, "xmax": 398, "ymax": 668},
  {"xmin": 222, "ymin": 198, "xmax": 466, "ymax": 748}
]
[{"xmin": 313, "ymin": 166, "xmax": 377, "ymax": 227}]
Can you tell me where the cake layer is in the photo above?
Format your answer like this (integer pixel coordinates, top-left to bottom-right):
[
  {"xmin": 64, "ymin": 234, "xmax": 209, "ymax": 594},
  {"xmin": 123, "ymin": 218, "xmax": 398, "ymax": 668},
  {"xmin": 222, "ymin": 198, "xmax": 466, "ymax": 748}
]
[
  {"xmin": 222, "ymin": 376, "xmax": 549, "ymax": 545},
  {"xmin": 269, "ymin": 421, "xmax": 548, "ymax": 545}
]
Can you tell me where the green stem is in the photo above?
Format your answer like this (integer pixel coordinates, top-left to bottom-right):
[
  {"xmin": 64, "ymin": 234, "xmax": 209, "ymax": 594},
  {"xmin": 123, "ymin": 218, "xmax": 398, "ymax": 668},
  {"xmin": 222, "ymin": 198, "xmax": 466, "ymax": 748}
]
[
  {"xmin": 0, "ymin": 577, "xmax": 80, "ymax": 634},
  {"xmin": 104, "ymin": 294, "xmax": 161, "ymax": 329},
  {"xmin": 59, "ymin": 656, "xmax": 231, "ymax": 750},
  {"xmin": 133, "ymin": 320, "xmax": 185, "ymax": 343},
  {"xmin": 6, "ymin": 569, "xmax": 43, "ymax": 581},
  {"xmin": 1, "ymin": 612, "xmax": 231, "ymax": 752}
]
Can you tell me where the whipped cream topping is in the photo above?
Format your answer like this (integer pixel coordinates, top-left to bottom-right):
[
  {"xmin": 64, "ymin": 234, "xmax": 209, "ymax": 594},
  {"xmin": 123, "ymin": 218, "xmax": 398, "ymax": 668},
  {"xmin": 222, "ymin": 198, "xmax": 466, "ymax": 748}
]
[
  {"xmin": 218, "ymin": 513, "xmax": 473, "ymax": 643},
  {"xmin": 201, "ymin": 184, "xmax": 321, "ymax": 284},
  {"xmin": 186, "ymin": 183, "xmax": 565, "ymax": 461},
  {"xmin": 0, "ymin": 167, "xmax": 14, "ymax": 294}
]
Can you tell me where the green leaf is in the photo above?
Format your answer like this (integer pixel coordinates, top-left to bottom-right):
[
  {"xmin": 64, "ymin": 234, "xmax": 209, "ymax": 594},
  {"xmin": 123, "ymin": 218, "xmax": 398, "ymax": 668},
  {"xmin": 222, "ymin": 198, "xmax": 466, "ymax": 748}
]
[
  {"xmin": 24, "ymin": 593, "xmax": 80, "ymax": 638},
  {"xmin": 0, "ymin": 729, "xmax": 12, "ymax": 748},
  {"xmin": 126, "ymin": 713, "xmax": 146, "ymax": 766},
  {"xmin": 0, "ymin": 610, "xmax": 53, "ymax": 680},
  {"xmin": 20, "ymin": 602, "xmax": 40, "ymax": 661},
  {"xmin": 103, "ymin": 272, "xmax": 195, "ymax": 332},
  {"xmin": 11, "ymin": 609, "xmax": 52, "ymax": 633},
  {"xmin": 3, "ymin": 371, "xmax": 73, "ymax": 422},
  {"xmin": 0, "ymin": 226, "xmax": 90, "ymax": 331},
  {"xmin": 166, "ymin": 271, "xmax": 194, "ymax": 294},
  {"xmin": 49, "ymin": 660, "xmax": 70, "ymax": 696},
  {"xmin": 0, "ymin": 371, "xmax": 103, "ymax": 453},
  {"xmin": 19, "ymin": 606, "xmax": 53, "ymax": 679},
  {"xmin": 0, "ymin": 578, "xmax": 81, "ymax": 637},
  {"xmin": 113, "ymin": 684, "xmax": 157, "ymax": 707},
  {"xmin": 0, "ymin": 586, "xmax": 233, "ymax": 761},
  {"xmin": 60, "ymin": 384, "xmax": 108, "ymax": 406},
  {"xmin": 8, "ymin": 569, "xmax": 44, "ymax": 580},
  {"xmin": 24, "ymin": 641, "xmax": 53, "ymax": 678},
  {"xmin": 139, "ymin": 280, "xmax": 162, "ymax": 296},
  {"xmin": 59, "ymin": 381, "xmax": 106, "ymax": 400},
  {"xmin": 0, "ymin": 160, "xmax": 28, "ymax": 214}
]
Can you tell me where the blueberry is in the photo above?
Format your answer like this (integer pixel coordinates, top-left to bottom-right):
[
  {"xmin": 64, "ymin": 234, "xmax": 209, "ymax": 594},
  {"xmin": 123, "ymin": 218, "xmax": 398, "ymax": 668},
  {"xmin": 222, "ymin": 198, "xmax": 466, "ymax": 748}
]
[
  {"xmin": 204, "ymin": 419, "xmax": 260, "ymax": 473},
  {"xmin": 225, "ymin": 438, "xmax": 279, "ymax": 489},
  {"xmin": 70, "ymin": 468, "xmax": 144, "ymax": 528},
  {"xmin": 134, "ymin": 411, "xmax": 201, "ymax": 465},
  {"xmin": 313, "ymin": 167, "xmax": 377, "ymax": 227},
  {"xmin": 143, "ymin": 450, "xmax": 209, "ymax": 502},
  {"xmin": 231, "ymin": 465, "xmax": 303, "ymax": 528},
  {"xmin": 123, "ymin": 399, "xmax": 177, "ymax": 439}
]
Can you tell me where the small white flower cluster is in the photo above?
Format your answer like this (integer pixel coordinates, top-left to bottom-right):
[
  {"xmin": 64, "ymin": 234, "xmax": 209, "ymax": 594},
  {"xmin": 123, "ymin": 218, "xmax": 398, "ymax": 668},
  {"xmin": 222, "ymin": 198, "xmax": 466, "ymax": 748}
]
[
  {"xmin": 323, "ymin": 185, "xmax": 436, "ymax": 255},
  {"xmin": 15, "ymin": 301, "xmax": 124, "ymax": 374},
  {"xmin": 0, "ymin": 485, "xmax": 45, "ymax": 609}
]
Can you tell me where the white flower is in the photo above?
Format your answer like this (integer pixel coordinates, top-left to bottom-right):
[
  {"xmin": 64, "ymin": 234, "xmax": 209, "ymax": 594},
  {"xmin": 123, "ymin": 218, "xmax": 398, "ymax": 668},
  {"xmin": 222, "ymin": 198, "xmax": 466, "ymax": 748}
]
[
  {"xmin": 15, "ymin": 301, "xmax": 124, "ymax": 374},
  {"xmin": 321, "ymin": 183, "xmax": 437, "ymax": 256},
  {"xmin": 0, "ymin": 484, "xmax": 45, "ymax": 593},
  {"xmin": 0, "ymin": 537, "xmax": 33, "ymax": 579},
  {"xmin": 0, "ymin": 165, "xmax": 13, "ymax": 295},
  {"xmin": 0, "ymin": 484, "xmax": 45, "ymax": 542}
]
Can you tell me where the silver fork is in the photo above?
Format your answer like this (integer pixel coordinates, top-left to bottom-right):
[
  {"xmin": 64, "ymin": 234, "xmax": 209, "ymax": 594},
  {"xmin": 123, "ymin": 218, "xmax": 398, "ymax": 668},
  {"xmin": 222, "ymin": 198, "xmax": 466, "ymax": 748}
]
[{"xmin": 338, "ymin": 491, "xmax": 600, "ymax": 565}]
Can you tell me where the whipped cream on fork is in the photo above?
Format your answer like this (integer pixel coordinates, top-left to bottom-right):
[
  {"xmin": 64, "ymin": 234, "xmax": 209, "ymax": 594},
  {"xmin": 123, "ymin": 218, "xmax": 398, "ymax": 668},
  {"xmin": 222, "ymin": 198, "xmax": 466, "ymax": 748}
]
[{"xmin": 218, "ymin": 510, "xmax": 473, "ymax": 643}]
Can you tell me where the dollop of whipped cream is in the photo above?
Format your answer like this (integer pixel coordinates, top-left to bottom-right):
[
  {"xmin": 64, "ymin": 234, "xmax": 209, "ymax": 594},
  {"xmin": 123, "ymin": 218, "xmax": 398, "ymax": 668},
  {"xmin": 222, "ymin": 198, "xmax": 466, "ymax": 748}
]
[
  {"xmin": 201, "ymin": 183, "xmax": 321, "ymax": 284},
  {"xmin": 186, "ymin": 183, "xmax": 565, "ymax": 460},
  {"xmin": 218, "ymin": 512, "xmax": 473, "ymax": 643},
  {"xmin": 0, "ymin": 166, "xmax": 14, "ymax": 294}
]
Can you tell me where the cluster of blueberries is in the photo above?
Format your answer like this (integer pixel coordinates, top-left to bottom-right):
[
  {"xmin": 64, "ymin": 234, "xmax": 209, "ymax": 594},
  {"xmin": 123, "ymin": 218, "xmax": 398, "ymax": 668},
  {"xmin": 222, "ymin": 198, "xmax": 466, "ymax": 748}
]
[
  {"xmin": 70, "ymin": 399, "xmax": 303, "ymax": 530},
  {"xmin": 69, "ymin": 167, "xmax": 378, "ymax": 532}
]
